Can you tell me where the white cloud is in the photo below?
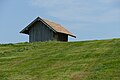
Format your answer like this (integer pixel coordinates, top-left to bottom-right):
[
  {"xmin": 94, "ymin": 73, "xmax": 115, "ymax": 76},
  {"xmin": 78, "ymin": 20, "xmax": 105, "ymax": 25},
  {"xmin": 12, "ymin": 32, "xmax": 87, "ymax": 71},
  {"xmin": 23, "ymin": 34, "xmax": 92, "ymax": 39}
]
[
  {"xmin": 29, "ymin": 0, "xmax": 120, "ymax": 41},
  {"xmin": 30, "ymin": 0, "xmax": 120, "ymax": 23},
  {"xmin": 98, "ymin": 0, "xmax": 120, "ymax": 4}
]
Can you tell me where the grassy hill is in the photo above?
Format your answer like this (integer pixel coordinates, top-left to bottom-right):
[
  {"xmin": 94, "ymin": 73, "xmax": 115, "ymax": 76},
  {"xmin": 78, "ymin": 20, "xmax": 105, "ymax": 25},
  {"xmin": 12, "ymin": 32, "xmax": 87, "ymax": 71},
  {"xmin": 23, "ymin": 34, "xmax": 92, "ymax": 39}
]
[{"xmin": 0, "ymin": 39, "xmax": 120, "ymax": 80}]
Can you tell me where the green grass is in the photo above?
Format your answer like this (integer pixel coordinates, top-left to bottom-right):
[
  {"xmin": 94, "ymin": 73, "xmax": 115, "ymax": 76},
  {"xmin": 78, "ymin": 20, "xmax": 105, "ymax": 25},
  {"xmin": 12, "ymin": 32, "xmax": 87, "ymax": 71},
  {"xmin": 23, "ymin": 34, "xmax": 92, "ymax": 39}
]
[{"xmin": 0, "ymin": 39, "xmax": 120, "ymax": 80}]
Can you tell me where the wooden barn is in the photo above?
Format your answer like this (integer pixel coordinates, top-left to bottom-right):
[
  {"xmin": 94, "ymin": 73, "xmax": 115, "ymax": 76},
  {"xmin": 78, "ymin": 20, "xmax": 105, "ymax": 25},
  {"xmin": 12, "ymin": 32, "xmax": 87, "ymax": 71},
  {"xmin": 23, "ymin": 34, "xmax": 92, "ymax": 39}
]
[{"xmin": 20, "ymin": 17, "xmax": 76, "ymax": 42}]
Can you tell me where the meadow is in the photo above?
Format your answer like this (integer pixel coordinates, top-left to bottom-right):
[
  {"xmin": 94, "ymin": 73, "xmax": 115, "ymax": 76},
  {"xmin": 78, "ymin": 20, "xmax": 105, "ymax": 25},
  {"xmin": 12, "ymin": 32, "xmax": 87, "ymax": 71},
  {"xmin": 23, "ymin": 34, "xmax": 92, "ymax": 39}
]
[{"xmin": 0, "ymin": 39, "xmax": 120, "ymax": 80}]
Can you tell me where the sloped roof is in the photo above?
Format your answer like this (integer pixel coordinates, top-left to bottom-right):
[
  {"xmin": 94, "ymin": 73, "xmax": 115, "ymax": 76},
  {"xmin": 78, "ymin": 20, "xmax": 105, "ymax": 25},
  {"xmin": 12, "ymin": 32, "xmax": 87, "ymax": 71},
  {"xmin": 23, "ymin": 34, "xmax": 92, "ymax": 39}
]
[{"xmin": 20, "ymin": 17, "xmax": 76, "ymax": 38}]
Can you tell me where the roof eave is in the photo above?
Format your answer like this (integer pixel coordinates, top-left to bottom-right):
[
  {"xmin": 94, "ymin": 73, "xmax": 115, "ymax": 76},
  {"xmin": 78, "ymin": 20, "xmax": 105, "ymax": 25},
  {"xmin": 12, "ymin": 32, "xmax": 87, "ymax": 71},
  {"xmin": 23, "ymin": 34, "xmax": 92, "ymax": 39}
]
[
  {"xmin": 20, "ymin": 17, "xmax": 57, "ymax": 35},
  {"xmin": 57, "ymin": 32, "xmax": 76, "ymax": 38},
  {"xmin": 19, "ymin": 17, "xmax": 39, "ymax": 34},
  {"xmin": 69, "ymin": 35, "xmax": 76, "ymax": 38}
]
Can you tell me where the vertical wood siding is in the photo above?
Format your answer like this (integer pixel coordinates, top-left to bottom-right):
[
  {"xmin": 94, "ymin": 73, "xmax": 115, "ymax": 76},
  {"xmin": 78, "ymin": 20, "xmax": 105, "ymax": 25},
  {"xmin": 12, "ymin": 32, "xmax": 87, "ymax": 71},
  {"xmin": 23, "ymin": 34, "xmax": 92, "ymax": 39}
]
[
  {"xmin": 29, "ymin": 21, "xmax": 68, "ymax": 42},
  {"xmin": 29, "ymin": 21, "xmax": 54, "ymax": 42},
  {"xmin": 58, "ymin": 33, "xmax": 68, "ymax": 42},
  {"xmin": 55, "ymin": 33, "xmax": 68, "ymax": 42}
]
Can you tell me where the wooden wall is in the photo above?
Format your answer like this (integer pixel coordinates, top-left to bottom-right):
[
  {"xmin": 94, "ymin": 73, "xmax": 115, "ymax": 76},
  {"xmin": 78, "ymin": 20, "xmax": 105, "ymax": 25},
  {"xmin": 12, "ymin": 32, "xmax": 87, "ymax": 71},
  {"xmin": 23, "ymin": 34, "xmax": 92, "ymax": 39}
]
[
  {"xmin": 28, "ymin": 21, "xmax": 68, "ymax": 42},
  {"xmin": 29, "ymin": 21, "xmax": 54, "ymax": 42},
  {"xmin": 55, "ymin": 33, "xmax": 68, "ymax": 42}
]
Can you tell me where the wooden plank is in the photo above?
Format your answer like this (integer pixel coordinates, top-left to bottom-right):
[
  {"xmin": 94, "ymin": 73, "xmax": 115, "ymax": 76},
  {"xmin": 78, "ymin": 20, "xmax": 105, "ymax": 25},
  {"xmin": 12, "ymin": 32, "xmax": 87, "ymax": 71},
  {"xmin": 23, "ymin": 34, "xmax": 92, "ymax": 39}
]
[{"xmin": 29, "ymin": 21, "xmax": 55, "ymax": 42}]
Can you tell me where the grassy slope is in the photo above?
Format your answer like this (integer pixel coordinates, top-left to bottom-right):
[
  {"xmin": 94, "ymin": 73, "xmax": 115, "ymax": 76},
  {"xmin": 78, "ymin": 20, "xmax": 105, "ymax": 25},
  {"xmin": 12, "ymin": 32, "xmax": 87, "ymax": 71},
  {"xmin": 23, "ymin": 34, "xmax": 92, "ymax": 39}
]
[{"xmin": 0, "ymin": 39, "xmax": 120, "ymax": 80}]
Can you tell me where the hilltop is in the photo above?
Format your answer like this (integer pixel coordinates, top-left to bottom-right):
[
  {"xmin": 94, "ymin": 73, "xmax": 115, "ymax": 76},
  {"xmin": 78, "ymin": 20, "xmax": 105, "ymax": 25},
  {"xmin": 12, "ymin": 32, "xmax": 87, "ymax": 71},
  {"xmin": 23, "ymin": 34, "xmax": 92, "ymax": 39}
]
[{"xmin": 0, "ymin": 39, "xmax": 120, "ymax": 80}]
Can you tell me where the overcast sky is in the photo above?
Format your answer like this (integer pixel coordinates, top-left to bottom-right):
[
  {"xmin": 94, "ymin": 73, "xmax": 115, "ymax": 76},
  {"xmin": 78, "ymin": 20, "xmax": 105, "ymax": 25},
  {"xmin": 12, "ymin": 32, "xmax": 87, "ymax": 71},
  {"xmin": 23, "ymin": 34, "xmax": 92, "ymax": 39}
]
[{"xmin": 0, "ymin": 0, "xmax": 120, "ymax": 43}]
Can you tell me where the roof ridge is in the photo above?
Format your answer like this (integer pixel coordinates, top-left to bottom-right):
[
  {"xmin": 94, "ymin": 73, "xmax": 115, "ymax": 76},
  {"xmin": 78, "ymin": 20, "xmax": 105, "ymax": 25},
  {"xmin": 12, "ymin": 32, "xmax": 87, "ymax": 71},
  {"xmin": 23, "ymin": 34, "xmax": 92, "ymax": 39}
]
[
  {"xmin": 42, "ymin": 18, "xmax": 76, "ymax": 37},
  {"xmin": 20, "ymin": 17, "xmax": 76, "ymax": 38}
]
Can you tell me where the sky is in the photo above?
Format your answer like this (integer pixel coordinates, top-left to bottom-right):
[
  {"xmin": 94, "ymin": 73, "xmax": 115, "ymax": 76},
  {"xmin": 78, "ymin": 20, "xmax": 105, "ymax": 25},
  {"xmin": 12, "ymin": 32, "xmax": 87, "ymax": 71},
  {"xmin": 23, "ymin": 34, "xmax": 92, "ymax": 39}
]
[{"xmin": 0, "ymin": 0, "xmax": 120, "ymax": 43}]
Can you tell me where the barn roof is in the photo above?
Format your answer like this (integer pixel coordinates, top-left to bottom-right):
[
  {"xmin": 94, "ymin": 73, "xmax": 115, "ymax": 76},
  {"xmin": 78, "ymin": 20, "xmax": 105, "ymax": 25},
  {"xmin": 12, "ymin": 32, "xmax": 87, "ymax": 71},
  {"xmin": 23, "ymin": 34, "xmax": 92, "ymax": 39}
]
[{"xmin": 20, "ymin": 17, "xmax": 76, "ymax": 38}]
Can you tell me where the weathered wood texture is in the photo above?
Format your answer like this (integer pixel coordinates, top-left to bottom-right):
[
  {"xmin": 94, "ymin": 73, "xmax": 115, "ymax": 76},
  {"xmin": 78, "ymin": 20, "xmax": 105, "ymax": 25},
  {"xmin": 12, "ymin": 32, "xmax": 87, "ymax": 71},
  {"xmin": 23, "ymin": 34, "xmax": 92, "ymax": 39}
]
[
  {"xmin": 29, "ymin": 21, "xmax": 54, "ymax": 42},
  {"xmin": 20, "ymin": 17, "xmax": 76, "ymax": 42},
  {"xmin": 55, "ymin": 33, "xmax": 68, "ymax": 42},
  {"xmin": 28, "ymin": 21, "xmax": 68, "ymax": 42}
]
